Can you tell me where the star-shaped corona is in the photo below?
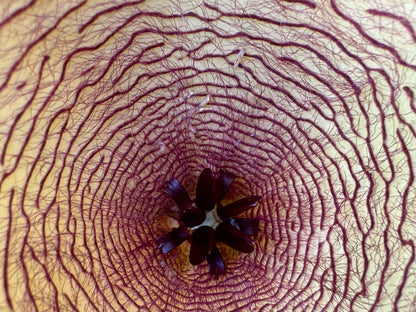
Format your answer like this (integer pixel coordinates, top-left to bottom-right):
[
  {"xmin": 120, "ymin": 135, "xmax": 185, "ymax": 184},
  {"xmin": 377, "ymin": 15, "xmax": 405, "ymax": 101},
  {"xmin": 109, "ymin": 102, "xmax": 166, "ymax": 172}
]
[{"xmin": 156, "ymin": 168, "xmax": 262, "ymax": 278}]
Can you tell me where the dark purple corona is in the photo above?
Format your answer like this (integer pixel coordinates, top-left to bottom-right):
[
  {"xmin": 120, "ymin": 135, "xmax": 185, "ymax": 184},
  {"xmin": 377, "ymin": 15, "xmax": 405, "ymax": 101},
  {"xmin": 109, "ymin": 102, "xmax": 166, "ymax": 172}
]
[{"xmin": 156, "ymin": 168, "xmax": 262, "ymax": 278}]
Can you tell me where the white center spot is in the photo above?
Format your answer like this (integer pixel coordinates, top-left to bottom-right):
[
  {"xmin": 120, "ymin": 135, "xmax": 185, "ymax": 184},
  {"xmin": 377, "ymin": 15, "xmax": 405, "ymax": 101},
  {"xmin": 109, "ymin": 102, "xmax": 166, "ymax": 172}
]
[{"xmin": 192, "ymin": 205, "xmax": 222, "ymax": 231}]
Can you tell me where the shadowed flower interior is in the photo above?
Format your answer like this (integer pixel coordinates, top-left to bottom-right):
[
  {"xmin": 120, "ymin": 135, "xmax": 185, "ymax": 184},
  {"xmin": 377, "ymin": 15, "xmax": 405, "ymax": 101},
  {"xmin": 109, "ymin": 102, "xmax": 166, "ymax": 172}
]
[{"xmin": 156, "ymin": 168, "xmax": 262, "ymax": 278}]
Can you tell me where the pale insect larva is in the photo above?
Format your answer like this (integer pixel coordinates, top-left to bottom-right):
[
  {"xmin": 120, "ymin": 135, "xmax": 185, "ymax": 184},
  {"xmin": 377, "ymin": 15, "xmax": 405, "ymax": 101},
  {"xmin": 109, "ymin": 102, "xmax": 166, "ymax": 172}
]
[
  {"xmin": 189, "ymin": 124, "xmax": 198, "ymax": 135},
  {"xmin": 156, "ymin": 141, "xmax": 166, "ymax": 154},
  {"xmin": 199, "ymin": 94, "xmax": 210, "ymax": 107},
  {"xmin": 187, "ymin": 91, "xmax": 194, "ymax": 99},
  {"xmin": 233, "ymin": 49, "xmax": 245, "ymax": 67},
  {"xmin": 198, "ymin": 107, "xmax": 210, "ymax": 113},
  {"xmin": 197, "ymin": 94, "xmax": 211, "ymax": 113}
]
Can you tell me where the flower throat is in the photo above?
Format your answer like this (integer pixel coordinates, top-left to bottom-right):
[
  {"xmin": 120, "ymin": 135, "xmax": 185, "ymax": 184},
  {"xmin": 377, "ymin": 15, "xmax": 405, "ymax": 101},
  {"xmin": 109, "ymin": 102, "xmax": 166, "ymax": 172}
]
[{"xmin": 156, "ymin": 168, "xmax": 262, "ymax": 278}]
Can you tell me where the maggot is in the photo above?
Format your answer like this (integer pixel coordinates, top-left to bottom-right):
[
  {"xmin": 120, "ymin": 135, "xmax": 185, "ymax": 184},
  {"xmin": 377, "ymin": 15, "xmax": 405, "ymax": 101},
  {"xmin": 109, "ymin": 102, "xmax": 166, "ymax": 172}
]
[
  {"xmin": 156, "ymin": 141, "xmax": 166, "ymax": 154},
  {"xmin": 199, "ymin": 94, "xmax": 210, "ymax": 108},
  {"xmin": 233, "ymin": 49, "xmax": 245, "ymax": 67}
]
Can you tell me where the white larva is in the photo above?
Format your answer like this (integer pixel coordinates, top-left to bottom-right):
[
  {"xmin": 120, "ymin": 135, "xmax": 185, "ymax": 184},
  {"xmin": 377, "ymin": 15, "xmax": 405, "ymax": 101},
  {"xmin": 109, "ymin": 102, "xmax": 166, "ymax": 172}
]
[
  {"xmin": 233, "ymin": 49, "xmax": 245, "ymax": 67},
  {"xmin": 189, "ymin": 125, "xmax": 197, "ymax": 134},
  {"xmin": 199, "ymin": 94, "xmax": 210, "ymax": 107},
  {"xmin": 156, "ymin": 141, "xmax": 166, "ymax": 154}
]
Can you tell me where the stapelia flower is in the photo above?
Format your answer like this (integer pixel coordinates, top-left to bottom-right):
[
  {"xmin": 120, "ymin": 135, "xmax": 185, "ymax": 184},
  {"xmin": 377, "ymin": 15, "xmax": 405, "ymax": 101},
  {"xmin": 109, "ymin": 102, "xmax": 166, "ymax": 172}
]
[{"xmin": 156, "ymin": 168, "xmax": 262, "ymax": 278}]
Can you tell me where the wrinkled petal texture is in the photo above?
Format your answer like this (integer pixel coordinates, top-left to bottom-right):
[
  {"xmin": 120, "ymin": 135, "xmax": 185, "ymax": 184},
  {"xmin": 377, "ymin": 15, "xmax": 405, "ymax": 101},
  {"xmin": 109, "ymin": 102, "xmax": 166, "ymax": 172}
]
[{"xmin": 0, "ymin": 1, "xmax": 415, "ymax": 312}]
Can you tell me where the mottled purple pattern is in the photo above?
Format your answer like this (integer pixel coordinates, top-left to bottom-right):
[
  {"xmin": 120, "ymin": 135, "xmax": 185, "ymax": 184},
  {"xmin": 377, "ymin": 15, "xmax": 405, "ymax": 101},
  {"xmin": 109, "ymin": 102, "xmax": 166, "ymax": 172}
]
[{"xmin": 0, "ymin": 0, "xmax": 415, "ymax": 311}]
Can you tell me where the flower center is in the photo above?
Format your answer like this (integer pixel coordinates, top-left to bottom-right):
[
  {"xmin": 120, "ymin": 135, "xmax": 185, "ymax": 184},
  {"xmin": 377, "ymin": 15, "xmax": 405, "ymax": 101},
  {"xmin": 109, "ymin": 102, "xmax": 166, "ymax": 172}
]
[{"xmin": 191, "ymin": 204, "xmax": 222, "ymax": 231}]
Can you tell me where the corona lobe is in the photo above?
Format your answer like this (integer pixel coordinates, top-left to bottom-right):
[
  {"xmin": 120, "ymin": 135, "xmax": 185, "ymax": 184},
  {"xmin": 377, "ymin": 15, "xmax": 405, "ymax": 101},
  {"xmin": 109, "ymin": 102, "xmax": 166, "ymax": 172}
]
[{"xmin": 156, "ymin": 168, "xmax": 261, "ymax": 278}]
